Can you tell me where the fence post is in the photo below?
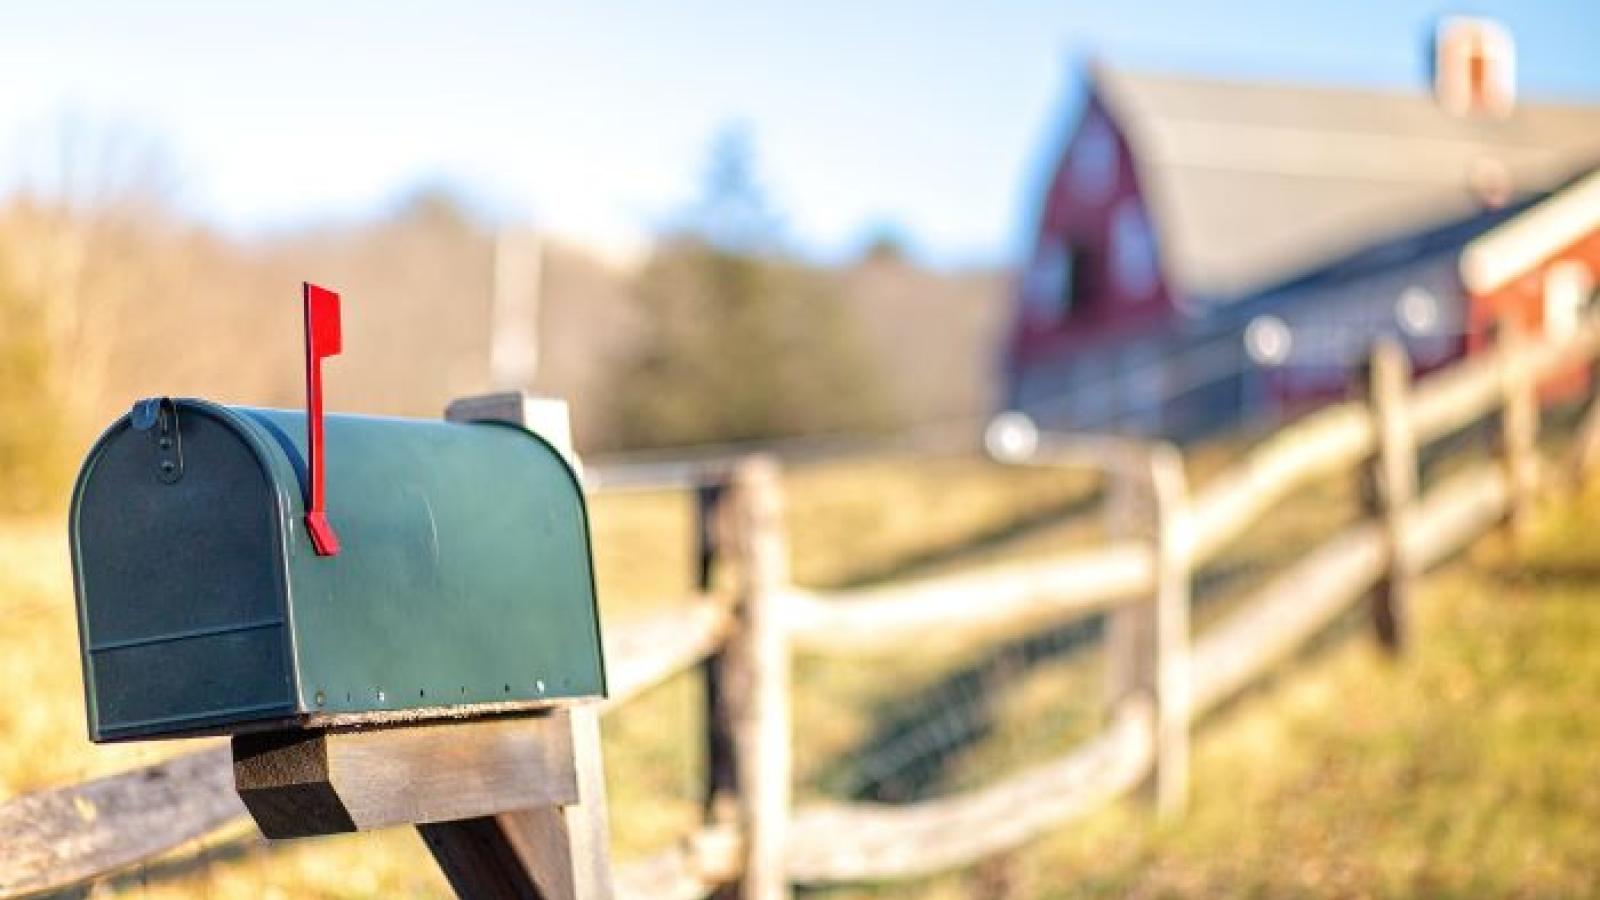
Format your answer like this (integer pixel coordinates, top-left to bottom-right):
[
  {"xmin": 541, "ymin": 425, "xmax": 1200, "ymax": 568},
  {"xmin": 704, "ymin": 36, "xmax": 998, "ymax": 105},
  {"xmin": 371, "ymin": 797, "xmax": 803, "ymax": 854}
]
[
  {"xmin": 1103, "ymin": 457, "xmax": 1148, "ymax": 707},
  {"xmin": 1498, "ymin": 318, "xmax": 1540, "ymax": 538},
  {"xmin": 1563, "ymin": 314, "xmax": 1600, "ymax": 484},
  {"xmin": 1571, "ymin": 384, "xmax": 1600, "ymax": 483},
  {"xmin": 1360, "ymin": 338, "xmax": 1419, "ymax": 653},
  {"xmin": 703, "ymin": 456, "xmax": 792, "ymax": 899},
  {"xmin": 1104, "ymin": 443, "xmax": 1191, "ymax": 819},
  {"xmin": 696, "ymin": 467, "xmax": 740, "ymax": 888},
  {"xmin": 1570, "ymin": 385, "xmax": 1600, "ymax": 481}
]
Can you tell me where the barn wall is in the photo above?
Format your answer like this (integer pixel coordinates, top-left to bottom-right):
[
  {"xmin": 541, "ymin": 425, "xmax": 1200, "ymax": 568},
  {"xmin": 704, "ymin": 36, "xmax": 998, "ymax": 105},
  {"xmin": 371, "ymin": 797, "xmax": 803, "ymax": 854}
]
[
  {"xmin": 1006, "ymin": 93, "xmax": 1177, "ymax": 371},
  {"xmin": 1469, "ymin": 227, "xmax": 1600, "ymax": 348}
]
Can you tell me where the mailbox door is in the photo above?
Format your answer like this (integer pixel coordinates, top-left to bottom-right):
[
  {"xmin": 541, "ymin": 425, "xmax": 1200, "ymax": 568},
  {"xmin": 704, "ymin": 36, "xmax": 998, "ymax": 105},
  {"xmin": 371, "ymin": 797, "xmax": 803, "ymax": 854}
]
[
  {"xmin": 236, "ymin": 408, "xmax": 607, "ymax": 721},
  {"xmin": 72, "ymin": 402, "xmax": 298, "ymax": 741}
]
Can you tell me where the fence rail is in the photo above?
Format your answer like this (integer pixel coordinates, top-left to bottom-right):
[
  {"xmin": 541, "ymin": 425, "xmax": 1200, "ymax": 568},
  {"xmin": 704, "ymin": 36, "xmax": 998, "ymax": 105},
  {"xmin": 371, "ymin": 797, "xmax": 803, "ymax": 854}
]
[{"xmin": 4, "ymin": 316, "xmax": 1599, "ymax": 899}]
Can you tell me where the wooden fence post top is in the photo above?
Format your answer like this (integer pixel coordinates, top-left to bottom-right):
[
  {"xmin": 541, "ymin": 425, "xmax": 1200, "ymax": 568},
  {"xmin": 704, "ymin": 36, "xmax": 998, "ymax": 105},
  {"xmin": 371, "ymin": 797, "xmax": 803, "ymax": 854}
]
[
  {"xmin": 1366, "ymin": 336, "xmax": 1411, "ymax": 382},
  {"xmin": 729, "ymin": 456, "xmax": 783, "ymax": 511},
  {"xmin": 729, "ymin": 454, "xmax": 790, "ymax": 592},
  {"xmin": 1147, "ymin": 443, "xmax": 1191, "ymax": 550}
]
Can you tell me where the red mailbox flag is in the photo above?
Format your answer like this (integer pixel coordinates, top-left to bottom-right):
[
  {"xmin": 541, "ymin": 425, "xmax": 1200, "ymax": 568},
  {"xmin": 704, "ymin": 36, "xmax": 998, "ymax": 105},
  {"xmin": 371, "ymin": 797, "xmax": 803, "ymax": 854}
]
[{"xmin": 303, "ymin": 282, "xmax": 342, "ymax": 556}]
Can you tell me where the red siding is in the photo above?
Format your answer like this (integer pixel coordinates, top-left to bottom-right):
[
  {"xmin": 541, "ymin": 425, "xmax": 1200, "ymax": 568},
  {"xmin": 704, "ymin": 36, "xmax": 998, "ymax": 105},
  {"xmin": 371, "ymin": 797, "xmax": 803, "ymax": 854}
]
[
  {"xmin": 1008, "ymin": 93, "xmax": 1176, "ymax": 375},
  {"xmin": 1468, "ymin": 227, "xmax": 1600, "ymax": 398},
  {"xmin": 1468, "ymin": 228, "xmax": 1600, "ymax": 344}
]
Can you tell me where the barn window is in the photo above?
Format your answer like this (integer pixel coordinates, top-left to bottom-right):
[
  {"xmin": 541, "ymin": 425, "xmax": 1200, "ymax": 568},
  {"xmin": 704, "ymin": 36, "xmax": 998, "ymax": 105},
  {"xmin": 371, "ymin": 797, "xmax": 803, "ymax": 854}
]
[
  {"xmin": 1023, "ymin": 240, "xmax": 1090, "ymax": 324},
  {"xmin": 1111, "ymin": 201, "xmax": 1159, "ymax": 301},
  {"xmin": 1069, "ymin": 117, "xmax": 1118, "ymax": 204}
]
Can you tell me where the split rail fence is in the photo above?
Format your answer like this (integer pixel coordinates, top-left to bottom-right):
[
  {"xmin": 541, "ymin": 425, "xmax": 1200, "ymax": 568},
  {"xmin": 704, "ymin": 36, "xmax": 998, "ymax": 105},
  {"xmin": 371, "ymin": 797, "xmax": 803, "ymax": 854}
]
[{"xmin": 5, "ymin": 316, "xmax": 1600, "ymax": 899}]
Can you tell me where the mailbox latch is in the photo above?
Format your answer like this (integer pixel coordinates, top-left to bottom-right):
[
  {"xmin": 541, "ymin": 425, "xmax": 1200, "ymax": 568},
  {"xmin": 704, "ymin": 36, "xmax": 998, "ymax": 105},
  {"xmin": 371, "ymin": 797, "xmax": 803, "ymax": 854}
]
[{"xmin": 130, "ymin": 397, "xmax": 184, "ymax": 484}]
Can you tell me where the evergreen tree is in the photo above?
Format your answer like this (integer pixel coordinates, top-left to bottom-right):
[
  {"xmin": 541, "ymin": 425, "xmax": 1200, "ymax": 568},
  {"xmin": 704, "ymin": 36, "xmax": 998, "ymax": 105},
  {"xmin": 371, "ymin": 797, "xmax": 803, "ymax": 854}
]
[{"xmin": 612, "ymin": 128, "xmax": 890, "ymax": 449}]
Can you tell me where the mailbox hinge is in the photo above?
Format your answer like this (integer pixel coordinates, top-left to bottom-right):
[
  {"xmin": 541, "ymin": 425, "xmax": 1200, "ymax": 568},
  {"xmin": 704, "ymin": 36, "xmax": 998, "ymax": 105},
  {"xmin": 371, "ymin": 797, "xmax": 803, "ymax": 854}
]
[{"xmin": 130, "ymin": 397, "xmax": 184, "ymax": 484}]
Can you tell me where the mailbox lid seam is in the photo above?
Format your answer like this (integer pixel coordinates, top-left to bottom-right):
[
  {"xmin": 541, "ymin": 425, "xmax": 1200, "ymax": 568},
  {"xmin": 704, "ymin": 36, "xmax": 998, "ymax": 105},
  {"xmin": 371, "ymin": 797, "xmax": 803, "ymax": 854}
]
[
  {"xmin": 202, "ymin": 401, "xmax": 313, "ymax": 717},
  {"xmin": 95, "ymin": 701, "xmax": 301, "ymax": 738},
  {"xmin": 87, "ymin": 617, "xmax": 287, "ymax": 652}
]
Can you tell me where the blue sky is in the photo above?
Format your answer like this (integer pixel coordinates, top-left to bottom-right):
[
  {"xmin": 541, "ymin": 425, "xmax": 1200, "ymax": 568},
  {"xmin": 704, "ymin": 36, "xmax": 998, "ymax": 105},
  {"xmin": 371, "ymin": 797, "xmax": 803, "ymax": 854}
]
[{"xmin": 3, "ymin": 1, "xmax": 1598, "ymax": 266}]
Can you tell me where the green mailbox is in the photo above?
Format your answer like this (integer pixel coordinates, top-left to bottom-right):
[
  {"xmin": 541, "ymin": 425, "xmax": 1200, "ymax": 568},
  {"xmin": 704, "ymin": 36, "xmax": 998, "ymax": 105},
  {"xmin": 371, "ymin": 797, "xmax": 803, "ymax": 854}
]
[{"xmin": 70, "ymin": 288, "xmax": 605, "ymax": 743}]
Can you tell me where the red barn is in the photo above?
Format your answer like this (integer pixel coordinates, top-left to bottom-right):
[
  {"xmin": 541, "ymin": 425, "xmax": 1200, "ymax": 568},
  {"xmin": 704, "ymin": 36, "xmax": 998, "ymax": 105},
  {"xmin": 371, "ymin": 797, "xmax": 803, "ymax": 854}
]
[{"xmin": 1003, "ymin": 20, "xmax": 1600, "ymax": 438}]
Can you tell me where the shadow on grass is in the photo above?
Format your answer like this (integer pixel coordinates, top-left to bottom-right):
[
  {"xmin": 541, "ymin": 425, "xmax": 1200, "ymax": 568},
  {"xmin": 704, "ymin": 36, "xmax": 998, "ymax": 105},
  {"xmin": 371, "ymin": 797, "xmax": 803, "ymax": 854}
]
[
  {"xmin": 1478, "ymin": 560, "xmax": 1600, "ymax": 589},
  {"xmin": 820, "ymin": 566, "xmax": 1375, "ymax": 806},
  {"xmin": 821, "ymin": 614, "xmax": 1106, "ymax": 803},
  {"xmin": 821, "ymin": 487, "xmax": 1105, "ymax": 591}
]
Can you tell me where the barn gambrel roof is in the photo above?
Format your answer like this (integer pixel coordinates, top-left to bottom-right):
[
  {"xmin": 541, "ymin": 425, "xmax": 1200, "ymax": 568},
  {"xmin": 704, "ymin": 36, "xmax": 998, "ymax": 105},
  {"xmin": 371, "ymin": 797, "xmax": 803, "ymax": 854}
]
[{"xmin": 1093, "ymin": 64, "xmax": 1600, "ymax": 302}]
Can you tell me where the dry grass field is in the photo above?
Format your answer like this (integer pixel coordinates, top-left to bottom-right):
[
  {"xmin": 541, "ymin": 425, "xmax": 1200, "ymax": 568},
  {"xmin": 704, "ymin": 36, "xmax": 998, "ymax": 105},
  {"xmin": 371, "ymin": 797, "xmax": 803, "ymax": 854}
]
[{"xmin": 3, "ymin": 447, "xmax": 1597, "ymax": 898}]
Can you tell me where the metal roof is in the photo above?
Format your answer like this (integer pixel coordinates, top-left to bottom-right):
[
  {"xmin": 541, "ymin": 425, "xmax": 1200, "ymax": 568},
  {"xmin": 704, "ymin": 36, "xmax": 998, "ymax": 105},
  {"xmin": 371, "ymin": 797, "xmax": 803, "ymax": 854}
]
[{"xmin": 1093, "ymin": 64, "xmax": 1600, "ymax": 300}]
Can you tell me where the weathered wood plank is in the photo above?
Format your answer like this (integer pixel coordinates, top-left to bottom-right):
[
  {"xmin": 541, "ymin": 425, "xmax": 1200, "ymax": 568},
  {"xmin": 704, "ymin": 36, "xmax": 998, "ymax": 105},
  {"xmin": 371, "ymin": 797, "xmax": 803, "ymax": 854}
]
[
  {"xmin": 1407, "ymin": 350, "xmax": 1504, "ymax": 444},
  {"xmin": 785, "ymin": 698, "xmax": 1154, "ymax": 883},
  {"xmin": 1148, "ymin": 445, "xmax": 1193, "ymax": 819},
  {"xmin": 602, "ymin": 601, "xmax": 731, "ymax": 712},
  {"xmin": 565, "ymin": 706, "xmax": 617, "ymax": 899},
  {"xmin": 445, "ymin": 392, "xmax": 580, "ymax": 472},
  {"xmin": 1408, "ymin": 315, "xmax": 1600, "ymax": 445},
  {"xmin": 1186, "ymin": 401, "xmax": 1375, "ymax": 566},
  {"xmin": 409, "ymin": 730, "xmax": 614, "ymax": 900},
  {"xmin": 1104, "ymin": 449, "xmax": 1155, "ymax": 714},
  {"xmin": 1190, "ymin": 522, "xmax": 1388, "ymax": 717},
  {"xmin": 1404, "ymin": 466, "xmax": 1511, "ymax": 571},
  {"xmin": 1548, "ymin": 318, "xmax": 1600, "ymax": 475},
  {"xmin": 233, "ymin": 713, "xmax": 579, "ymax": 839},
  {"xmin": 1103, "ymin": 444, "xmax": 1192, "ymax": 819},
  {"xmin": 694, "ymin": 470, "xmax": 741, "ymax": 899},
  {"xmin": 419, "ymin": 811, "xmax": 559, "ymax": 900},
  {"xmin": 1498, "ymin": 320, "xmax": 1541, "ymax": 538},
  {"xmin": 0, "ymin": 745, "xmax": 244, "ymax": 899},
  {"xmin": 613, "ymin": 824, "xmax": 742, "ymax": 900},
  {"xmin": 1460, "ymin": 170, "xmax": 1600, "ymax": 295},
  {"xmin": 1568, "ymin": 383, "xmax": 1600, "ymax": 481},
  {"xmin": 472, "ymin": 706, "xmax": 612, "ymax": 900},
  {"xmin": 1191, "ymin": 464, "xmax": 1510, "ymax": 717},
  {"xmin": 784, "ymin": 544, "xmax": 1152, "ymax": 652}
]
